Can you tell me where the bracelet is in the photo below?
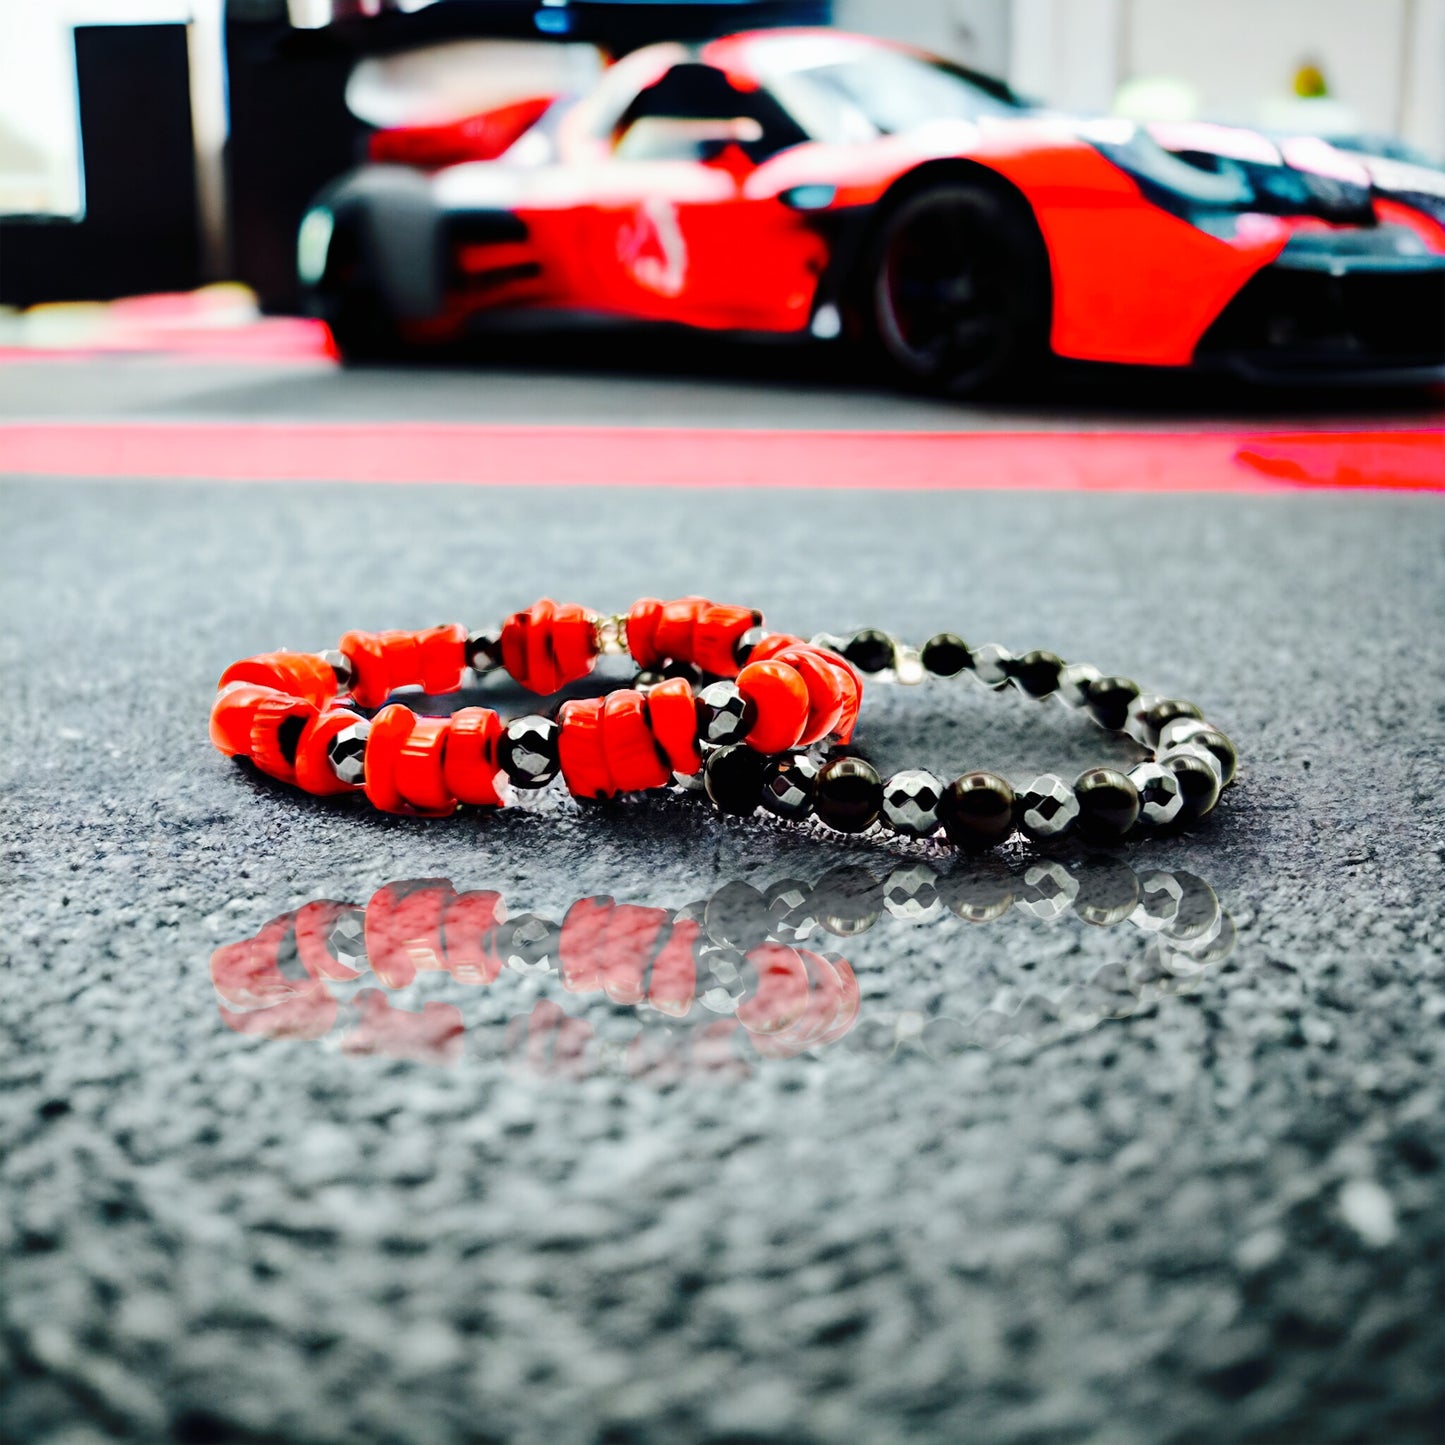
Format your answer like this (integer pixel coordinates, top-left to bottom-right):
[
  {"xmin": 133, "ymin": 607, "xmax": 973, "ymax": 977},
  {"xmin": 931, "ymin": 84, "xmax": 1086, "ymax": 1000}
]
[
  {"xmin": 211, "ymin": 596, "xmax": 1237, "ymax": 850},
  {"xmin": 691, "ymin": 623, "xmax": 1240, "ymax": 848},
  {"xmin": 209, "ymin": 596, "xmax": 859, "ymax": 810}
]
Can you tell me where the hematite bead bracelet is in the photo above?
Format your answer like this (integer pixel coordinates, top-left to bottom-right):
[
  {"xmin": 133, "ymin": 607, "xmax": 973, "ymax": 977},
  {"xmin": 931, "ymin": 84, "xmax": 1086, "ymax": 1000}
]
[
  {"xmin": 707, "ymin": 622, "xmax": 1237, "ymax": 849},
  {"xmin": 211, "ymin": 597, "xmax": 1235, "ymax": 850}
]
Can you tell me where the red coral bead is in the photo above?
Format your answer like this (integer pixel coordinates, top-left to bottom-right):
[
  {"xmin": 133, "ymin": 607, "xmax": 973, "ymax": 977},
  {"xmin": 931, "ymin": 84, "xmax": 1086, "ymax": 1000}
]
[
  {"xmin": 209, "ymin": 683, "xmax": 277, "ymax": 758},
  {"xmin": 500, "ymin": 599, "xmax": 600, "ymax": 694},
  {"xmin": 652, "ymin": 596, "xmax": 708, "ymax": 663},
  {"xmin": 218, "ymin": 651, "xmax": 338, "ymax": 707},
  {"xmin": 558, "ymin": 896, "xmax": 614, "ymax": 992},
  {"xmin": 602, "ymin": 690, "xmax": 672, "ymax": 792},
  {"xmin": 293, "ymin": 708, "xmax": 367, "ymax": 796},
  {"xmin": 598, "ymin": 903, "xmax": 668, "ymax": 1006},
  {"xmin": 736, "ymin": 942, "xmax": 813, "ymax": 1036},
  {"xmin": 736, "ymin": 659, "xmax": 810, "ymax": 754},
  {"xmin": 441, "ymin": 889, "xmax": 506, "ymax": 985},
  {"xmin": 394, "ymin": 715, "xmax": 455, "ymax": 815},
  {"xmin": 364, "ymin": 879, "xmax": 455, "ymax": 989},
  {"xmin": 443, "ymin": 707, "xmax": 505, "ymax": 807},
  {"xmin": 417, "ymin": 623, "xmax": 468, "ymax": 694},
  {"xmin": 363, "ymin": 704, "xmax": 416, "ymax": 813},
  {"xmin": 550, "ymin": 602, "xmax": 599, "ymax": 684},
  {"xmin": 647, "ymin": 917, "xmax": 700, "ymax": 1017},
  {"xmin": 338, "ymin": 631, "xmax": 392, "ymax": 709},
  {"xmin": 626, "ymin": 597, "xmax": 664, "ymax": 667},
  {"xmin": 557, "ymin": 697, "xmax": 615, "ymax": 800},
  {"xmin": 250, "ymin": 692, "xmax": 319, "ymax": 784},
  {"xmin": 775, "ymin": 646, "xmax": 844, "ymax": 746},
  {"xmin": 693, "ymin": 603, "xmax": 759, "ymax": 677},
  {"xmin": 644, "ymin": 677, "xmax": 702, "ymax": 775}
]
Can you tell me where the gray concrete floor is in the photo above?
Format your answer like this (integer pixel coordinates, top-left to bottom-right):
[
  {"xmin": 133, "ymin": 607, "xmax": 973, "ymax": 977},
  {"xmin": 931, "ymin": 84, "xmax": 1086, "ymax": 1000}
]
[{"xmin": 0, "ymin": 351, "xmax": 1443, "ymax": 1444}]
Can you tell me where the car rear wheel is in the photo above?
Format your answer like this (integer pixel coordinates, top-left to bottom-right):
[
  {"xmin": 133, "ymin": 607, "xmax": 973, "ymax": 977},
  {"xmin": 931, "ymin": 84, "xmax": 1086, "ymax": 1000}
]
[
  {"xmin": 310, "ymin": 215, "xmax": 401, "ymax": 363},
  {"xmin": 867, "ymin": 181, "xmax": 1050, "ymax": 397}
]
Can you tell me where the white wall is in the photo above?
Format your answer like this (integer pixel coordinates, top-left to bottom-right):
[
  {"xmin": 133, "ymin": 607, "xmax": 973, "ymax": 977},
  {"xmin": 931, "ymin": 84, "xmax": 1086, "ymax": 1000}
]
[
  {"xmin": 838, "ymin": 0, "xmax": 1444, "ymax": 156},
  {"xmin": 0, "ymin": 0, "xmax": 204, "ymax": 217}
]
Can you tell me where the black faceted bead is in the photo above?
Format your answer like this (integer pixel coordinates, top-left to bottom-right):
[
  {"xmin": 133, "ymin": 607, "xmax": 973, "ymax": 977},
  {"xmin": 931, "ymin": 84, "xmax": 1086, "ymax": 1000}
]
[
  {"xmin": 662, "ymin": 659, "xmax": 704, "ymax": 687},
  {"xmin": 1184, "ymin": 728, "xmax": 1237, "ymax": 787},
  {"xmin": 276, "ymin": 713, "xmax": 307, "ymax": 766},
  {"xmin": 1162, "ymin": 750, "xmax": 1222, "ymax": 821},
  {"xmin": 760, "ymin": 752, "xmax": 820, "ymax": 822},
  {"xmin": 704, "ymin": 744, "xmax": 769, "ymax": 816},
  {"xmin": 814, "ymin": 756, "xmax": 884, "ymax": 833},
  {"xmin": 1073, "ymin": 767, "xmax": 1141, "ymax": 842},
  {"xmin": 842, "ymin": 628, "xmax": 896, "ymax": 674},
  {"xmin": 466, "ymin": 627, "xmax": 503, "ymax": 672},
  {"xmin": 733, "ymin": 626, "xmax": 767, "ymax": 669},
  {"xmin": 1072, "ymin": 856, "xmax": 1142, "ymax": 926},
  {"xmin": 1013, "ymin": 650, "xmax": 1064, "ymax": 698},
  {"xmin": 763, "ymin": 878, "xmax": 816, "ymax": 940},
  {"xmin": 939, "ymin": 858, "xmax": 1016, "ymax": 922},
  {"xmin": 704, "ymin": 880, "xmax": 773, "ymax": 950},
  {"xmin": 498, "ymin": 714, "xmax": 560, "ymax": 789},
  {"xmin": 491, "ymin": 913, "xmax": 563, "ymax": 972},
  {"xmin": 921, "ymin": 633, "xmax": 972, "ymax": 677},
  {"xmin": 1085, "ymin": 676, "xmax": 1142, "ymax": 731},
  {"xmin": 939, "ymin": 772, "xmax": 1016, "ymax": 850},
  {"xmin": 1133, "ymin": 698, "xmax": 1202, "ymax": 748},
  {"xmin": 696, "ymin": 681, "xmax": 755, "ymax": 745},
  {"xmin": 880, "ymin": 768, "xmax": 944, "ymax": 838},
  {"xmin": 810, "ymin": 865, "xmax": 884, "ymax": 937}
]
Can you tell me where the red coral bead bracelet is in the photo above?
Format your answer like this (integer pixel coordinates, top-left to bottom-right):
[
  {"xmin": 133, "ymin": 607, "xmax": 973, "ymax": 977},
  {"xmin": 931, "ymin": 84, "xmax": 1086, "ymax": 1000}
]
[{"xmin": 210, "ymin": 597, "xmax": 1237, "ymax": 849}]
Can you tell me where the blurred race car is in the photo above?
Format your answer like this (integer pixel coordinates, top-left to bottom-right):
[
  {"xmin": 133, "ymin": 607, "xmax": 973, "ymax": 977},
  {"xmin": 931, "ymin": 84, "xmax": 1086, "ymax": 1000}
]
[{"xmin": 299, "ymin": 28, "xmax": 1445, "ymax": 391}]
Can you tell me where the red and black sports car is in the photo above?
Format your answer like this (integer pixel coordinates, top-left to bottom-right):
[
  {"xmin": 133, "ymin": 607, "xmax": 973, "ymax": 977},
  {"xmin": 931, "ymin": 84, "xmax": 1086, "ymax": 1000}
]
[{"xmin": 299, "ymin": 27, "xmax": 1445, "ymax": 391}]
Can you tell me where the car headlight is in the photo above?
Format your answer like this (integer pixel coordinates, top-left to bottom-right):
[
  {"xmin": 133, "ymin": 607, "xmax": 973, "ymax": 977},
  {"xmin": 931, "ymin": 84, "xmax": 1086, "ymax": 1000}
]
[{"xmin": 297, "ymin": 206, "xmax": 335, "ymax": 286}]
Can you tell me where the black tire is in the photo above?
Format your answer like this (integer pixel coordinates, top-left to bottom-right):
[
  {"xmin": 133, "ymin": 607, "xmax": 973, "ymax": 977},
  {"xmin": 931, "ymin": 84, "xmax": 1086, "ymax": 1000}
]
[
  {"xmin": 864, "ymin": 180, "xmax": 1050, "ymax": 398},
  {"xmin": 322, "ymin": 283, "xmax": 401, "ymax": 364},
  {"xmin": 310, "ymin": 215, "xmax": 401, "ymax": 364}
]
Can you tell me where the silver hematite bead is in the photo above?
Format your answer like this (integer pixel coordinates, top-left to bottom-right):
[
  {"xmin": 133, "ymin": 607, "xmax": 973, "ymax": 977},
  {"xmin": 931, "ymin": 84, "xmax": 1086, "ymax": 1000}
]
[
  {"xmin": 1157, "ymin": 715, "xmax": 1211, "ymax": 753},
  {"xmin": 1057, "ymin": 662, "xmax": 1101, "ymax": 708},
  {"xmin": 498, "ymin": 715, "xmax": 560, "ymax": 789},
  {"xmin": 1129, "ymin": 761, "xmax": 1185, "ymax": 827},
  {"xmin": 881, "ymin": 768, "xmax": 944, "ymax": 838},
  {"xmin": 327, "ymin": 907, "xmax": 367, "ymax": 971},
  {"xmin": 319, "ymin": 649, "xmax": 355, "ymax": 691},
  {"xmin": 696, "ymin": 945, "xmax": 749, "ymax": 1013},
  {"xmin": 495, "ymin": 914, "xmax": 561, "ymax": 974},
  {"xmin": 1016, "ymin": 774, "xmax": 1079, "ymax": 839},
  {"xmin": 326, "ymin": 719, "xmax": 370, "ymax": 784},
  {"xmin": 1015, "ymin": 860, "xmax": 1079, "ymax": 920},
  {"xmin": 883, "ymin": 862, "xmax": 944, "ymax": 921},
  {"xmin": 972, "ymin": 643, "xmax": 1014, "ymax": 689},
  {"xmin": 696, "ymin": 680, "xmax": 754, "ymax": 745}
]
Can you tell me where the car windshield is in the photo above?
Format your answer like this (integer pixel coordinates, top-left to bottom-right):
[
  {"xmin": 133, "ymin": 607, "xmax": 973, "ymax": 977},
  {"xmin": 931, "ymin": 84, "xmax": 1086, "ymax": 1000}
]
[{"xmin": 765, "ymin": 44, "xmax": 1026, "ymax": 142}]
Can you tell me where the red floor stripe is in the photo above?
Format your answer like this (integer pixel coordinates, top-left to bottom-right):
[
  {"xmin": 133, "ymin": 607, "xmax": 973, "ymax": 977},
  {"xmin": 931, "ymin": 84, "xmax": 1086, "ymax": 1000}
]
[{"xmin": 0, "ymin": 423, "xmax": 1440, "ymax": 491}]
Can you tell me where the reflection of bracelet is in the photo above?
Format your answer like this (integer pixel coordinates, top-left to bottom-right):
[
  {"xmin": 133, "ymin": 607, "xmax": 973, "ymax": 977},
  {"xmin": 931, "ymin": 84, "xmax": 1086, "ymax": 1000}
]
[
  {"xmin": 210, "ymin": 596, "xmax": 1237, "ymax": 850},
  {"xmin": 211, "ymin": 857, "xmax": 1233, "ymax": 1072}
]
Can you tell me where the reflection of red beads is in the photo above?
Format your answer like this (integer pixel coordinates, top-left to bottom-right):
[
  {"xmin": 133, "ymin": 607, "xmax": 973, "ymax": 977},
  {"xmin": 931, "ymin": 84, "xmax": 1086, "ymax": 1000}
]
[{"xmin": 212, "ymin": 882, "xmax": 860, "ymax": 1063}]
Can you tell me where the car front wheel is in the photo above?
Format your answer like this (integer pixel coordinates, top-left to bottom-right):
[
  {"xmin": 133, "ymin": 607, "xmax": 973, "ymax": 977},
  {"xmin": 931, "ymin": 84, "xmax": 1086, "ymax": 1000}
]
[{"xmin": 867, "ymin": 181, "xmax": 1051, "ymax": 398}]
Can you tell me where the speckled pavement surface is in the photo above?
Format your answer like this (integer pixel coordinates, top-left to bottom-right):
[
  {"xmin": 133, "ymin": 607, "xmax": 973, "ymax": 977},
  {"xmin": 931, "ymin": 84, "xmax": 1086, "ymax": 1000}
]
[{"xmin": 2, "ymin": 468, "xmax": 1443, "ymax": 1445}]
